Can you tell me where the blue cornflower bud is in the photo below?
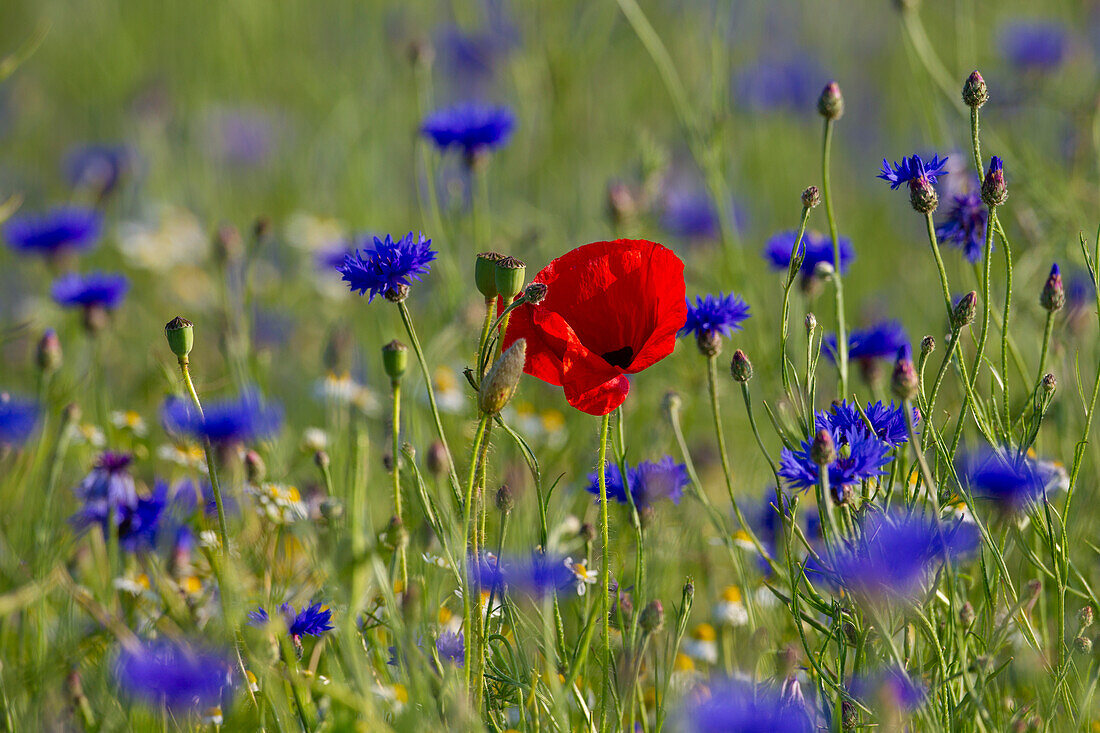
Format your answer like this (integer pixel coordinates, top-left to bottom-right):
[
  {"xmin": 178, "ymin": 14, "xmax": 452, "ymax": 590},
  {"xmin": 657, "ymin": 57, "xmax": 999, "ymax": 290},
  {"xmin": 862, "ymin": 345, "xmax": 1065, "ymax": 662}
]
[
  {"xmin": 1040, "ymin": 263, "xmax": 1065, "ymax": 312},
  {"xmin": 891, "ymin": 344, "xmax": 919, "ymax": 401},
  {"xmin": 962, "ymin": 70, "xmax": 989, "ymax": 109},
  {"xmin": 981, "ymin": 156, "xmax": 1007, "ymax": 207}
]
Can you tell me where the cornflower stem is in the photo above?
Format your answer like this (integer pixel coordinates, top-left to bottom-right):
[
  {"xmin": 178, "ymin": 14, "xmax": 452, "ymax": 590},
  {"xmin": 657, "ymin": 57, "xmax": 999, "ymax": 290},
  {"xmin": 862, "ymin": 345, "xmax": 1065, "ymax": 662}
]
[
  {"xmin": 396, "ymin": 300, "xmax": 462, "ymax": 500},
  {"xmin": 390, "ymin": 378, "xmax": 407, "ymax": 586},
  {"xmin": 1034, "ymin": 311, "xmax": 1056, "ymax": 398},
  {"xmin": 779, "ymin": 206, "xmax": 812, "ymax": 405},
  {"xmin": 614, "ymin": 407, "xmax": 646, "ymax": 614},
  {"xmin": 822, "ymin": 117, "xmax": 849, "ymax": 397},
  {"xmin": 967, "ymin": 204, "xmax": 998, "ymax": 404},
  {"xmin": 923, "ymin": 212, "xmax": 955, "ymax": 322},
  {"xmin": 596, "ymin": 411, "xmax": 612, "ymax": 731},
  {"xmin": 996, "ymin": 216, "xmax": 1015, "ymax": 425},
  {"xmin": 176, "ymin": 356, "xmax": 230, "ymax": 556},
  {"xmin": 460, "ymin": 414, "xmax": 490, "ymax": 693},
  {"xmin": 969, "ymin": 107, "xmax": 983, "ymax": 178}
]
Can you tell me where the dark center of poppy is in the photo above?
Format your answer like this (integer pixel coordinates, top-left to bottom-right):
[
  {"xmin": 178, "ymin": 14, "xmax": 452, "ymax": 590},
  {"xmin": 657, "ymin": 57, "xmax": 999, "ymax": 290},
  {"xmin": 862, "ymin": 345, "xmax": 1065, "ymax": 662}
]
[{"xmin": 601, "ymin": 346, "xmax": 634, "ymax": 369}]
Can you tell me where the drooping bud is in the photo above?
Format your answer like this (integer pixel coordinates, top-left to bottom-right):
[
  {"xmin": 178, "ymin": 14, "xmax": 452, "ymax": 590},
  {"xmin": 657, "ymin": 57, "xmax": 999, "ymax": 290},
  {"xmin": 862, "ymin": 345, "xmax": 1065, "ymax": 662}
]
[
  {"xmin": 1041, "ymin": 373, "xmax": 1057, "ymax": 397},
  {"xmin": 695, "ymin": 330, "xmax": 721, "ymax": 357},
  {"xmin": 523, "ymin": 282, "xmax": 548, "ymax": 305},
  {"xmin": 817, "ymin": 82, "xmax": 844, "ymax": 120},
  {"xmin": 1040, "ymin": 263, "xmax": 1065, "ymax": 312},
  {"xmin": 382, "ymin": 340, "xmax": 409, "ymax": 382},
  {"xmin": 495, "ymin": 484, "xmax": 514, "ymax": 514},
  {"xmin": 920, "ymin": 335, "xmax": 936, "ymax": 356},
  {"xmin": 811, "ymin": 428, "xmax": 836, "ymax": 466},
  {"xmin": 962, "ymin": 71, "xmax": 989, "ymax": 109},
  {"xmin": 730, "ymin": 349, "xmax": 753, "ymax": 383},
  {"xmin": 494, "ymin": 256, "xmax": 526, "ymax": 302},
  {"xmin": 165, "ymin": 316, "xmax": 194, "ymax": 359},
  {"xmin": 981, "ymin": 156, "xmax": 1007, "ymax": 207},
  {"xmin": 891, "ymin": 344, "xmax": 919, "ymax": 401},
  {"xmin": 475, "ymin": 252, "xmax": 505, "ymax": 300},
  {"xmin": 639, "ymin": 600, "xmax": 664, "ymax": 633},
  {"xmin": 244, "ymin": 450, "xmax": 266, "ymax": 483},
  {"xmin": 909, "ymin": 176, "xmax": 939, "ymax": 214},
  {"xmin": 801, "ymin": 186, "xmax": 821, "ymax": 209},
  {"xmin": 480, "ymin": 338, "xmax": 526, "ymax": 415},
  {"xmin": 36, "ymin": 328, "xmax": 62, "ymax": 374},
  {"xmin": 952, "ymin": 291, "xmax": 978, "ymax": 330},
  {"xmin": 426, "ymin": 440, "xmax": 448, "ymax": 477}
]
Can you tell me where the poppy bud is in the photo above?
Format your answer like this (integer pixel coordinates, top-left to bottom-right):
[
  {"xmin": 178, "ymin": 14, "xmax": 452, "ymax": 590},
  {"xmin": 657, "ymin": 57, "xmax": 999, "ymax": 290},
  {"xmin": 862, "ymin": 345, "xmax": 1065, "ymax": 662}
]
[
  {"xmin": 909, "ymin": 177, "xmax": 938, "ymax": 214},
  {"xmin": 891, "ymin": 345, "xmax": 919, "ymax": 401},
  {"xmin": 801, "ymin": 186, "xmax": 821, "ymax": 209},
  {"xmin": 475, "ymin": 251, "xmax": 505, "ymax": 299},
  {"xmin": 524, "ymin": 282, "xmax": 548, "ymax": 305},
  {"xmin": 426, "ymin": 440, "xmax": 448, "ymax": 476},
  {"xmin": 1040, "ymin": 263, "xmax": 1065, "ymax": 312},
  {"xmin": 480, "ymin": 338, "xmax": 526, "ymax": 415},
  {"xmin": 962, "ymin": 70, "xmax": 989, "ymax": 109},
  {"xmin": 920, "ymin": 335, "xmax": 936, "ymax": 356},
  {"xmin": 36, "ymin": 328, "xmax": 62, "ymax": 374},
  {"xmin": 811, "ymin": 428, "xmax": 836, "ymax": 466},
  {"xmin": 244, "ymin": 450, "xmax": 266, "ymax": 483},
  {"xmin": 495, "ymin": 483, "xmax": 514, "ymax": 514},
  {"xmin": 804, "ymin": 313, "xmax": 817, "ymax": 337},
  {"xmin": 952, "ymin": 291, "xmax": 978, "ymax": 330},
  {"xmin": 1041, "ymin": 373, "xmax": 1056, "ymax": 397},
  {"xmin": 695, "ymin": 330, "xmax": 721, "ymax": 357},
  {"xmin": 382, "ymin": 340, "xmax": 408, "ymax": 382},
  {"xmin": 981, "ymin": 156, "xmax": 1007, "ymax": 207},
  {"xmin": 494, "ymin": 256, "xmax": 526, "ymax": 302},
  {"xmin": 730, "ymin": 349, "xmax": 753, "ymax": 383},
  {"xmin": 165, "ymin": 316, "xmax": 194, "ymax": 359},
  {"xmin": 817, "ymin": 82, "xmax": 844, "ymax": 120},
  {"xmin": 639, "ymin": 600, "xmax": 664, "ymax": 633},
  {"xmin": 384, "ymin": 283, "xmax": 410, "ymax": 303}
]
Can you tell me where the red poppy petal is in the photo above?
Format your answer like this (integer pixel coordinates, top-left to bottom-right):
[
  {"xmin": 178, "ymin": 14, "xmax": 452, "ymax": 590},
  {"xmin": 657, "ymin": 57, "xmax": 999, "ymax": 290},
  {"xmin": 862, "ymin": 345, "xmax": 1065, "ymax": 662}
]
[
  {"xmin": 501, "ymin": 296, "xmax": 565, "ymax": 387},
  {"xmin": 623, "ymin": 244, "xmax": 687, "ymax": 372},
  {"xmin": 563, "ymin": 373, "xmax": 630, "ymax": 416}
]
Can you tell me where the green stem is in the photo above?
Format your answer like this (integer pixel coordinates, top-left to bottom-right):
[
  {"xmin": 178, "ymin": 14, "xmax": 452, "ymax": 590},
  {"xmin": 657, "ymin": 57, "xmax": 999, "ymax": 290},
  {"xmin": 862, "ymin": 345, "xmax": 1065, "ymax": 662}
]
[
  {"xmin": 177, "ymin": 357, "xmax": 230, "ymax": 556},
  {"xmin": 596, "ymin": 411, "xmax": 612, "ymax": 730},
  {"xmin": 1034, "ymin": 311, "xmax": 1056, "ymax": 395},
  {"xmin": 460, "ymin": 415, "xmax": 490, "ymax": 693},
  {"xmin": 391, "ymin": 379, "xmax": 407, "ymax": 586},
  {"xmin": 822, "ymin": 118, "xmax": 849, "ymax": 397},
  {"xmin": 779, "ymin": 207, "xmax": 812, "ymax": 407}
]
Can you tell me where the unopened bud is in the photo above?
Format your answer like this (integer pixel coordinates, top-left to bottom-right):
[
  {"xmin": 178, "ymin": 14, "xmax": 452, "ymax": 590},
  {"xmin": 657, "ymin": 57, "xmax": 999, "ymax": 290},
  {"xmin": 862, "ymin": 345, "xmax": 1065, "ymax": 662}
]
[
  {"xmin": 804, "ymin": 313, "xmax": 817, "ymax": 337},
  {"xmin": 981, "ymin": 156, "xmax": 1007, "ymax": 207},
  {"xmin": 1041, "ymin": 373, "xmax": 1057, "ymax": 397},
  {"xmin": 909, "ymin": 176, "xmax": 939, "ymax": 214},
  {"xmin": 36, "ymin": 328, "xmax": 62, "ymax": 373},
  {"xmin": 494, "ymin": 256, "xmax": 526, "ymax": 302},
  {"xmin": 426, "ymin": 440, "xmax": 448, "ymax": 477},
  {"xmin": 1074, "ymin": 636, "xmax": 1092, "ymax": 655},
  {"xmin": 801, "ymin": 186, "xmax": 821, "ymax": 209},
  {"xmin": 165, "ymin": 316, "xmax": 194, "ymax": 358},
  {"xmin": 480, "ymin": 339, "xmax": 526, "ymax": 414},
  {"xmin": 524, "ymin": 282, "xmax": 548, "ymax": 305},
  {"xmin": 952, "ymin": 291, "xmax": 978, "ymax": 330},
  {"xmin": 811, "ymin": 428, "xmax": 836, "ymax": 466},
  {"xmin": 921, "ymin": 335, "xmax": 936, "ymax": 356},
  {"xmin": 962, "ymin": 71, "xmax": 989, "ymax": 109},
  {"xmin": 62, "ymin": 403, "xmax": 81, "ymax": 424},
  {"xmin": 213, "ymin": 224, "xmax": 242, "ymax": 264},
  {"xmin": 817, "ymin": 82, "xmax": 844, "ymax": 121},
  {"xmin": 891, "ymin": 345, "xmax": 919, "ymax": 401},
  {"xmin": 495, "ymin": 484, "xmax": 514, "ymax": 514},
  {"xmin": 662, "ymin": 390, "xmax": 682, "ymax": 414},
  {"xmin": 1040, "ymin": 263, "xmax": 1065, "ymax": 312},
  {"xmin": 639, "ymin": 600, "xmax": 664, "ymax": 633},
  {"xmin": 244, "ymin": 450, "xmax": 266, "ymax": 483},
  {"xmin": 314, "ymin": 450, "xmax": 330, "ymax": 471},
  {"xmin": 1080, "ymin": 606, "xmax": 1094, "ymax": 629},
  {"xmin": 381, "ymin": 340, "xmax": 408, "ymax": 381},
  {"xmin": 730, "ymin": 349, "xmax": 753, "ymax": 383},
  {"xmin": 475, "ymin": 252, "xmax": 505, "ymax": 300}
]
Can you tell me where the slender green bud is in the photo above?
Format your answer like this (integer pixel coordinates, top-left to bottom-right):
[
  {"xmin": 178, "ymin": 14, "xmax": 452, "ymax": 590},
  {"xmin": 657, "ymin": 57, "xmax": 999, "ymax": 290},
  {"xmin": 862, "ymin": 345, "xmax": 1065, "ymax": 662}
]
[
  {"xmin": 963, "ymin": 70, "xmax": 989, "ymax": 109},
  {"xmin": 909, "ymin": 177, "xmax": 938, "ymax": 214},
  {"xmin": 952, "ymin": 291, "xmax": 978, "ymax": 330},
  {"xmin": 494, "ymin": 256, "xmax": 526, "ymax": 302},
  {"xmin": 730, "ymin": 349, "xmax": 753, "ymax": 383},
  {"xmin": 1041, "ymin": 373, "xmax": 1057, "ymax": 397},
  {"xmin": 165, "ymin": 316, "xmax": 194, "ymax": 358},
  {"xmin": 920, "ymin": 335, "xmax": 936, "ymax": 356},
  {"xmin": 475, "ymin": 251, "xmax": 505, "ymax": 299},
  {"xmin": 382, "ymin": 340, "xmax": 408, "ymax": 381},
  {"xmin": 804, "ymin": 313, "xmax": 817, "ymax": 337},
  {"xmin": 480, "ymin": 338, "xmax": 526, "ymax": 414}
]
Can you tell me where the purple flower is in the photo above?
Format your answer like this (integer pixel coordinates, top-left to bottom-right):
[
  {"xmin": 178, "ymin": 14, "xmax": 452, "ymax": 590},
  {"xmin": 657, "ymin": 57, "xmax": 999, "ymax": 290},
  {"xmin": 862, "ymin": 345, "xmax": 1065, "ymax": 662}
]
[
  {"xmin": 336, "ymin": 232, "xmax": 437, "ymax": 302},
  {"xmin": 421, "ymin": 103, "xmax": 515, "ymax": 156},
  {"xmin": 435, "ymin": 631, "xmax": 465, "ymax": 667},
  {"xmin": 829, "ymin": 511, "xmax": 978, "ymax": 601},
  {"xmin": 249, "ymin": 601, "xmax": 333, "ymax": 638},
  {"xmin": 115, "ymin": 639, "xmax": 232, "ymax": 711},
  {"xmin": 824, "ymin": 321, "xmax": 909, "ymax": 363},
  {"xmin": 878, "ymin": 154, "xmax": 949, "ymax": 190},
  {"xmin": 3, "ymin": 206, "xmax": 102, "ymax": 257},
  {"xmin": 161, "ymin": 388, "xmax": 282, "ymax": 445},
  {"xmin": 816, "ymin": 400, "xmax": 917, "ymax": 448},
  {"xmin": 999, "ymin": 19, "xmax": 1069, "ymax": 72},
  {"xmin": 732, "ymin": 59, "xmax": 816, "ymax": 113},
  {"xmin": 74, "ymin": 452, "xmax": 138, "ymax": 510},
  {"xmin": 936, "ymin": 191, "xmax": 988, "ymax": 263},
  {"xmin": 72, "ymin": 483, "xmax": 170, "ymax": 553},
  {"xmin": 206, "ymin": 107, "xmax": 278, "ymax": 166},
  {"xmin": 0, "ymin": 393, "xmax": 38, "ymax": 446},
  {"xmin": 957, "ymin": 449, "xmax": 1051, "ymax": 510},
  {"xmin": 779, "ymin": 427, "xmax": 893, "ymax": 496},
  {"xmin": 51, "ymin": 272, "xmax": 129, "ymax": 310},
  {"xmin": 659, "ymin": 189, "xmax": 746, "ymax": 240},
  {"xmin": 763, "ymin": 230, "xmax": 855, "ymax": 277},
  {"xmin": 64, "ymin": 143, "xmax": 135, "ymax": 196},
  {"xmin": 585, "ymin": 457, "xmax": 688, "ymax": 510},
  {"xmin": 850, "ymin": 667, "xmax": 925, "ymax": 711},
  {"xmin": 479, "ymin": 551, "xmax": 575, "ymax": 599},
  {"xmin": 679, "ymin": 292, "xmax": 751, "ymax": 339},
  {"xmin": 682, "ymin": 678, "xmax": 813, "ymax": 733}
]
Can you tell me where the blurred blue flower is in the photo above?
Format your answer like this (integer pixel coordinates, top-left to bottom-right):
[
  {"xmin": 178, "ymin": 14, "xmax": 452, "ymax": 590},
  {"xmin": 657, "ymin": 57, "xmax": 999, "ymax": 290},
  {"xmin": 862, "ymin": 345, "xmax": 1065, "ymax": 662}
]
[
  {"xmin": 435, "ymin": 631, "xmax": 465, "ymax": 667},
  {"xmin": 732, "ymin": 59, "xmax": 816, "ymax": 113},
  {"xmin": 421, "ymin": 103, "xmax": 515, "ymax": 157},
  {"xmin": 0, "ymin": 393, "xmax": 38, "ymax": 446},
  {"xmin": 936, "ymin": 191, "xmax": 988, "ymax": 263},
  {"xmin": 161, "ymin": 388, "xmax": 282, "ymax": 445},
  {"xmin": 816, "ymin": 400, "xmax": 916, "ymax": 447},
  {"xmin": 878, "ymin": 154, "xmax": 949, "ymax": 190},
  {"xmin": 850, "ymin": 667, "xmax": 925, "ymax": 711},
  {"xmin": 336, "ymin": 232, "xmax": 437, "ymax": 302},
  {"xmin": 509, "ymin": 551, "xmax": 576, "ymax": 598},
  {"xmin": 51, "ymin": 271, "xmax": 129, "ymax": 310},
  {"xmin": 115, "ymin": 639, "xmax": 232, "ymax": 711},
  {"xmin": 779, "ymin": 427, "xmax": 892, "ymax": 495},
  {"xmin": 824, "ymin": 321, "xmax": 909, "ymax": 363},
  {"xmin": 585, "ymin": 456, "xmax": 688, "ymax": 510},
  {"xmin": 64, "ymin": 143, "xmax": 135, "ymax": 197},
  {"xmin": 763, "ymin": 230, "xmax": 854, "ymax": 277},
  {"xmin": 170, "ymin": 478, "xmax": 237, "ymax": 518},
  {"xmin": 206, "ymin": 107, "xmax": 278, "ymax": 166},
  {"xmin": 434, "ymin": 1, "xmax": 519, "ymax": 94},
  {"xmin": 248, "ymin": 601, "xmax": 333, "ymax": 638},
  {"xmin": 72, "ymin": 483, "xmax": 170, "ymax": 553},
  {"xmin": 957, "ymin": 449, "xmax": 1051, "ymax": 510},
  {"xmin": 1066, "ymin": 268, "xmax": 1096, "ymax": 311},
  {"xmin": 829, "ymin": 511, "xmax": 978, "ymax": 601},
  {"xmin": 681, "ymin": 678, "xmax": 813, "ymax": 732},
  {"xmin": 3, "ymin": 206, "xmax": 102, "ymax": 257},
  {"xmin": 74, "ymin": 452, "xmax": 138, "ymax": 510},
  {"xmin": 679, "ymin": 292, "xmax": 751, "ymax": 339},
  {"xmin": 999, "ymin": 19, "xmax": 1069, "ymax": 72},
  {"xmin": 659, "ymin": 188, "xmax": 746, "ymax": 240}
]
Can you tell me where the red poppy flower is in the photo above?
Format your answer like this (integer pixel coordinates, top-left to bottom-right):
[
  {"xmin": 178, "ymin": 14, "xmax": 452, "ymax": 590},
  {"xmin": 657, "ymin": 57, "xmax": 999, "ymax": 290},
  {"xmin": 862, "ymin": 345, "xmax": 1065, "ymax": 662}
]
[{"xmin": 501, "ymin": 239, "xmax": 687, "ymax": 415}]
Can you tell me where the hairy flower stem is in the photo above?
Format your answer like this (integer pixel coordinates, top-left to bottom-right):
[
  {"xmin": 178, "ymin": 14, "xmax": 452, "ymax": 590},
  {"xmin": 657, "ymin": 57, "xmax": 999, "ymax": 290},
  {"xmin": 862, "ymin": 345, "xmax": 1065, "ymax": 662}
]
[
  {"xmin": 390, "ymin": 379, "xmax": 407, "ymax": 586},
  {"xmin": 822, "ymin": 118, "xmax": 850, "ymax": 398},
  {"xmin": 1033, "ymin": 312, "xmax": 1056, "ymax": 400},
  {"xmin": 596, "ymin": 411, "xmax": 612, "ymax": 731},
  {"xmin": 460, "ymin": 414, "xmax": 490, "ymax": 694},
  {"xmin": 397, "ymin": 301, "xmax": 462, "ymax": 502},
  {"xmin": 779, "ymin": 206, "xmax": 812, "ymax": 410},
  {"xmin": 996, "ymin": 217, "xmax": 1015, "ymax": 426},
  {"xmin": 176, "ymin": 356, "xmax": 230, "ymax": 556},
  {"xmin": 968, "ymin": 204, "xmax": 997, "ymax": 402},
  {"xmin": 476, "ymin": 298, "xmax": 496, "ymax": 379}
]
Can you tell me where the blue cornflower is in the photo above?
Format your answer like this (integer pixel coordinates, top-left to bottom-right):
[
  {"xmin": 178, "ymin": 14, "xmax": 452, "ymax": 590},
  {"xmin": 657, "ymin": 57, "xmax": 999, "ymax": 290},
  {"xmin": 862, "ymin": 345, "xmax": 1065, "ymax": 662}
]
[
  {"xmin": 3, "ymin": 206, "xmax": 102, "ymax": 257},
  {"xmin": 64, "ymin": 143, "xmax": 134, "ymax": 196},
  {"xmin": 679, "ymin": 293, "xmax": 751, "ymax": 339},
  {"xmin": 72, "ymin": 484, "xmax": 169, "ymax": 553},
  {"xmin": 249, "ymin": 601, "xmax": 333, "ymax": 638},
  {"xmin": 878, "ymin": 154, "xmax": 949, "ymax": 190},
  {"xmin": 779, "ymin": 427, "xmax": 893, "ymax": 495},
  {"xmin": 763, "ymin": 230, "xmax": 855, "ymax": 277},
  {"xmin": 935, "ymin": 190, "xmax": 988, "ymax": 262},
  {"xmin": 74, "ymin": 452, "xmax": 138, "ymax": 510},
  {"xmin": 850, "ymin": 667, "xmax": 925, "ymax": 711},
  {"xmin": 336, "ymin": 232, "xmax": 437, "ymax": 302},
  {"xmin": 659, "ymin": 189, "xmax": 747, "ymax": 240},
  {"xmin": 0, "ymin": 393, "xmax": 38, "ymax": 446},
  {"xmin": 817, "ymin": 400, "xmax": 917, "ymax": 447},
  {"xmin": 51, "ymin": 271, "xmax": 130, "ymax": 310},
  {"xmin": 480, "ymin": 551, "xmax": 575, "ymax": 599},
  {"xmin": 162, "ymin": 388, "xmax": 282, "ymax": 445},
  {"xmin": 681, "ymin": 678, "xmax": 813, "ymax": 733},
  {"xmin": 421, "ymin": 103, "xmax": 515, "ymax": 157},
  {"xmin": 585, "ymin": 457, "xmax": 688, "ymax": 511},
  {"xmin": 957, "ymin": 449, "xmax": 1050, "ymax": 510},
  {"xmin": 824, "ymin": 321, "xmax": 909, "ymax": 363},
  {"xmin": 732, "ymin": 59, "xmax": 816, "ymax": 113},
  {"xmin": 115, "ymin": 639, "xmax": 232, "ymax": 711},
  {"xmin": 829, "ymin": 511, "xmax": 978, "ymax": 601},
  {"xmin": 999, "ymin": 19, "xmax": 1068, "ymax": 72},
  {"xmin": 435, "ymin": 631, "xmax": 465, "ymax": 667}
]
